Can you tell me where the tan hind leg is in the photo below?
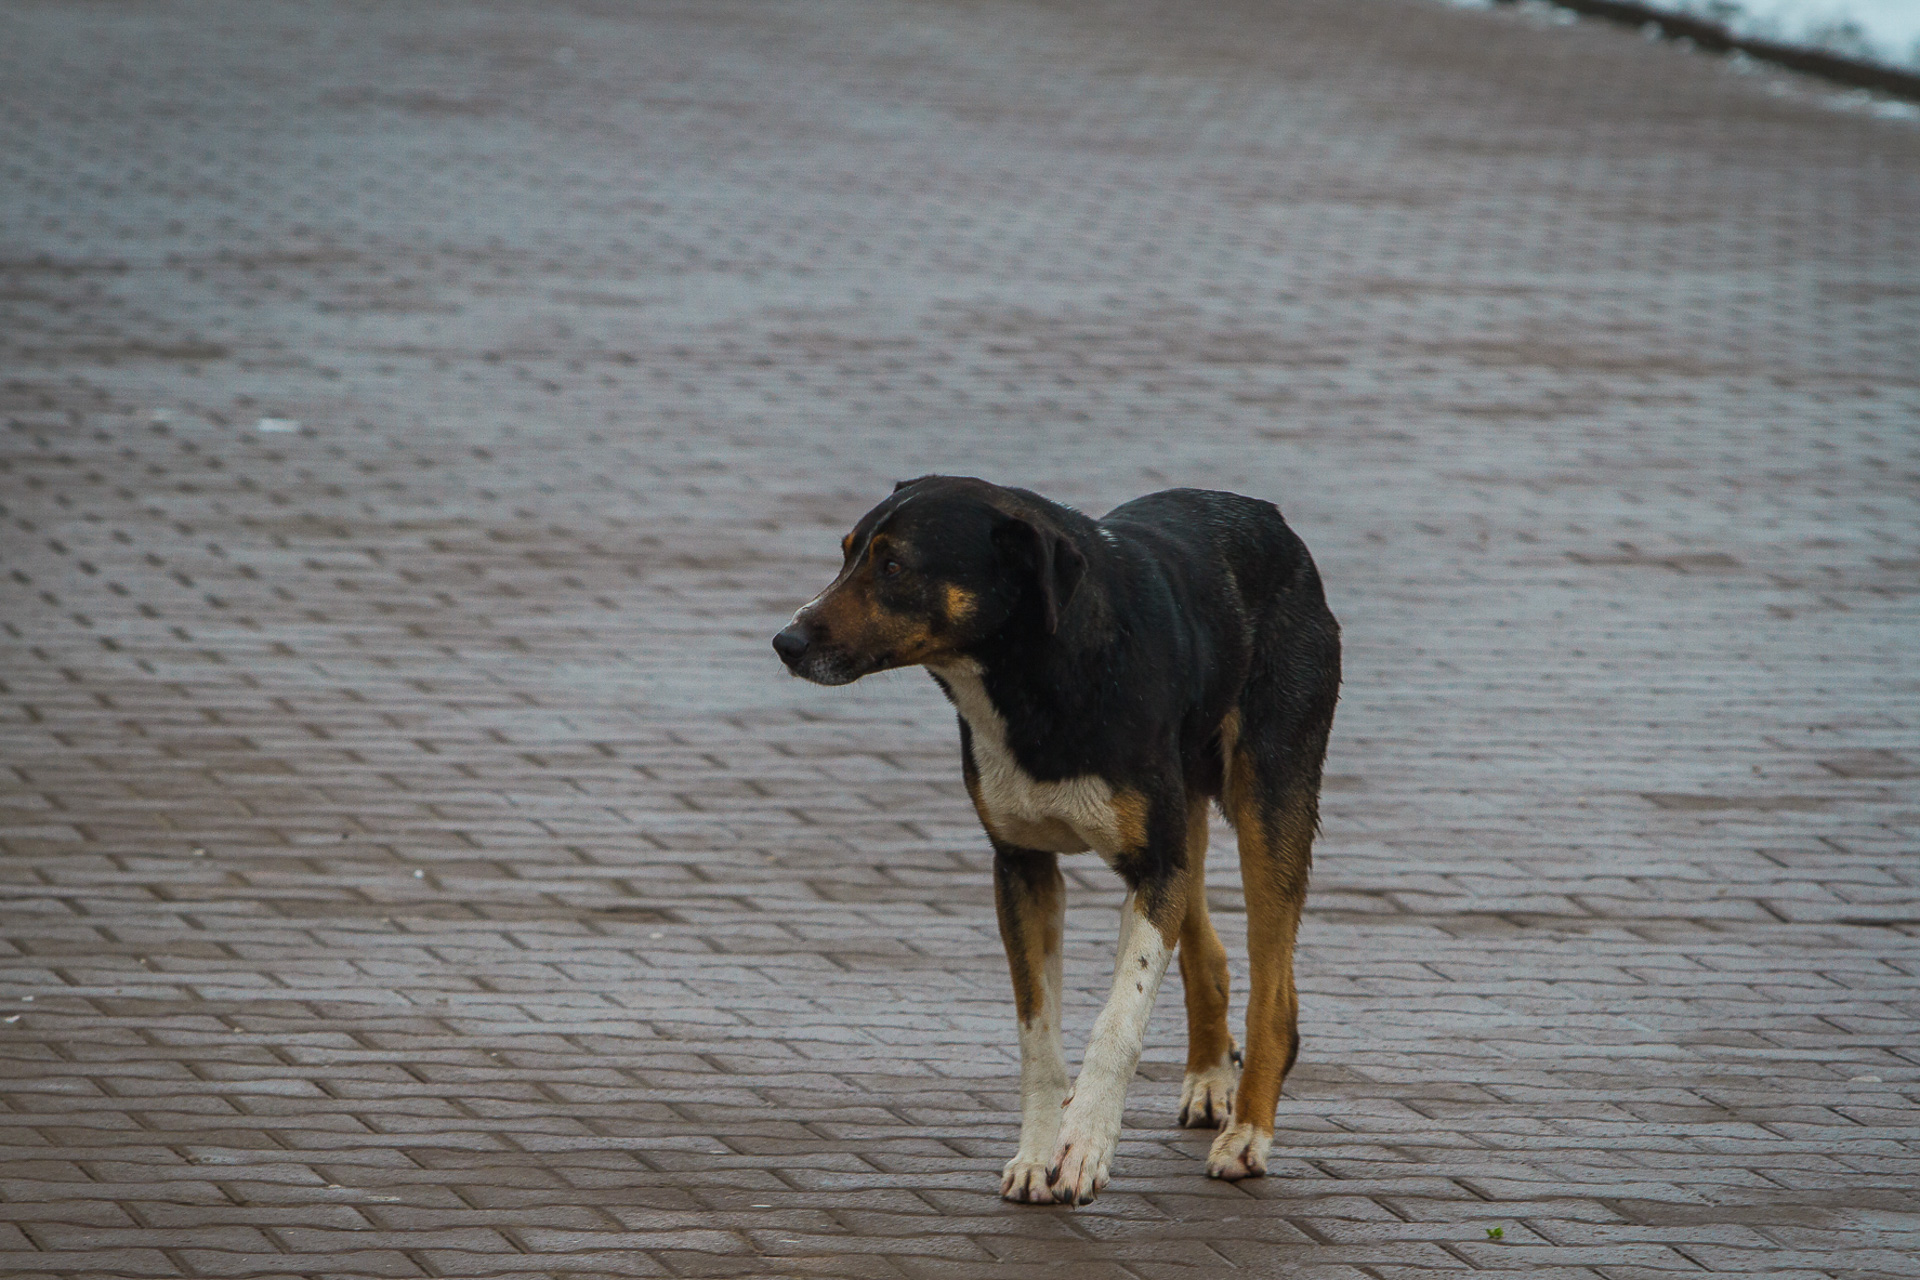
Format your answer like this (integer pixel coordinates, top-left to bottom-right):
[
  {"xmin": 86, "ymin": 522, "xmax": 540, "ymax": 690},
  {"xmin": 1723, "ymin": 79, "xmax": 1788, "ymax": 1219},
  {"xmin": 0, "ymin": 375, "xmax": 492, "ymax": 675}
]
[
  {"xmin": 1176, "ymin": 799, "xmax": 1238, "ymax": 1128},
  {"xmin": 1208, "ymin": 764, "xmax": 1314, "ymax": 1180}
]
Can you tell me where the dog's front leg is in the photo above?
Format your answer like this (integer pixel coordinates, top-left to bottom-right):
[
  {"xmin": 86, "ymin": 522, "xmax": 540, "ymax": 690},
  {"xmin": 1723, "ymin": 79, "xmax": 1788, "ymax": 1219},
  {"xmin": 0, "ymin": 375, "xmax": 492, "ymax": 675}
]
[
  {"xmin": 1046, "ymin": 882, "xmax": 1182, "ymax": 1205},
  {"xmin": 992, "ymin": 846, "xmax": 1070, "ymax": 1202}
]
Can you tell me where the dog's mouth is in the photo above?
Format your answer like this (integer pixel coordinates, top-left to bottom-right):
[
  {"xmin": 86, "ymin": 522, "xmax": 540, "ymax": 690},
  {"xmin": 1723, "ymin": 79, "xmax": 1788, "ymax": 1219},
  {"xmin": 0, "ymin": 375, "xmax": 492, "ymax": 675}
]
[
  {"xmin": 775, "ymin": 614, "xmax": 924, "ymax": 686},
  {"xmin": 789, "ymin": 652, "xmax": 863, "ymax": 686},
  {"xmin": 776, "ymin": 640, "xmax": 875, "ymax": 687}
]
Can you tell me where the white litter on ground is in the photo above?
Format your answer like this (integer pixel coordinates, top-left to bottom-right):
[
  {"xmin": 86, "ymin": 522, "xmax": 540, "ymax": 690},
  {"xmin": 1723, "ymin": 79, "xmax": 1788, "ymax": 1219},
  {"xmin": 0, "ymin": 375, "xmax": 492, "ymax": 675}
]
[
  {"xmin": 1646, "ymin": 1, "xmax": 1917, "ymax": 67},
  {"xmin": 254, "ymin": 417, "xmax": 301, "ymax": 433},
  {"xmin": 1443, "ymin": 0, "xmax": 1920, "ymax": 68}
]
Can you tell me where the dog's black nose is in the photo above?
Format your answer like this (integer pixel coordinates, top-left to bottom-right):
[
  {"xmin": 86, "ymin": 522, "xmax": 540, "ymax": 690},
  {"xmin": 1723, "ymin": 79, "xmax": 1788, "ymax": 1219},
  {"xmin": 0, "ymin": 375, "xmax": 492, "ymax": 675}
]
[{"xmin": 772, "ymin": 625, "xmax": 811, "ymax": 667}]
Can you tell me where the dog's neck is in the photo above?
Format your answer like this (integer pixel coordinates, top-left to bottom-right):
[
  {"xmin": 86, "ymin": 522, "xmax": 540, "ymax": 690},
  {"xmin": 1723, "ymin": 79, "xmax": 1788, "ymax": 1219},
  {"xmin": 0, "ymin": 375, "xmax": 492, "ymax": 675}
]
[{"xmin": 925, "ymin": 656, "xmax": 1000, "ymax": 733}]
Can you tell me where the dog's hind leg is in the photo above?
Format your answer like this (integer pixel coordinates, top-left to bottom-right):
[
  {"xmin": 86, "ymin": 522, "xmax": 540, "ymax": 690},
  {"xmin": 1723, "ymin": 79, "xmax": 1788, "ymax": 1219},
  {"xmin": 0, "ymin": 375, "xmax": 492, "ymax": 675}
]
[
  {"xmin": 1208, "ymin": 778, "xmax": 1311, "ymax": 1180},
  {"xmin": 1209, "ymin": 673, "xmax": 1336, "ymax": 1180},
  {"xmin": 992, "ymin": 846, "xmax": 1070, "ymax": 1203},
  {"xmin": 1177, "ymin": 798, "xmax": 1238, "ymax": 1128}
]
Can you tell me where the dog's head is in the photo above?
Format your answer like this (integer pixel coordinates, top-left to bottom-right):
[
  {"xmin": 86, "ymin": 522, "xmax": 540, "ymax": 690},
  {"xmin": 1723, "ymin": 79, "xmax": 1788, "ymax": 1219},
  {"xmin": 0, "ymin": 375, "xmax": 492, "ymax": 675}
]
[{"xmin": 773, "ymin": 476, "xmax": 1086, "ymax": 686}]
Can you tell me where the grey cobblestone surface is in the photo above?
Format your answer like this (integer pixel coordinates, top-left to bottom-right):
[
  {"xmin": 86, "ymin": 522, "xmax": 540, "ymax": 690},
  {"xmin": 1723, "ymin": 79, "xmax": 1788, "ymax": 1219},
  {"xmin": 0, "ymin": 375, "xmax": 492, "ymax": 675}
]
[{"xmin": 1, "ymin": 0, "xmax": 1917, "ymax": 1275}]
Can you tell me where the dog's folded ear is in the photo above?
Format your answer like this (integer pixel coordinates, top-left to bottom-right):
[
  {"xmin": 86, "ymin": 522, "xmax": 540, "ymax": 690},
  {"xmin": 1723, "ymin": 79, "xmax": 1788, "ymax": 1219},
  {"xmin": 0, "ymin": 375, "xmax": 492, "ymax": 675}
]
[{"xmin": 992, "ymin": 515, "xmax": 1087, "ymax": 635}]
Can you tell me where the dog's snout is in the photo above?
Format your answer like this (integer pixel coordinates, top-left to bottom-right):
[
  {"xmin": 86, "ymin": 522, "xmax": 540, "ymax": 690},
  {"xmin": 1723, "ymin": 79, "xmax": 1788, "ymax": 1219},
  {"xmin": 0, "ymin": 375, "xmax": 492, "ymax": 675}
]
[{"xmin": 772, "ymin": 624, "xmax": 812, "ymax": 667}]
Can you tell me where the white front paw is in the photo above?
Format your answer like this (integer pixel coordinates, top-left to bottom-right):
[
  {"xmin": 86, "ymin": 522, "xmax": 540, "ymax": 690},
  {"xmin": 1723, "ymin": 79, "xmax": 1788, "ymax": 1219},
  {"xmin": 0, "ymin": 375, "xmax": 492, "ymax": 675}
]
[
  {"xmin": 1046, "ymin": 1107, "xmax": 1120, "ymax": 1205},
  {"xmin": 1001, "ymin": 1154, "xmax": 1053, "ymax": 1203}
]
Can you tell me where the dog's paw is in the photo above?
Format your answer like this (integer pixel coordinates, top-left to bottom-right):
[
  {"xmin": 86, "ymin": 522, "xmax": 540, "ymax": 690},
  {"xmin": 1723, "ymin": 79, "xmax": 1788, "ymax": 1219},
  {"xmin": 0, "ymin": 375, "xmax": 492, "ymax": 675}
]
[
  {"xmin": 1205, "ymin": 1122, "xmax": 1272, "ymax": 1180},
  {"xmin": 1001, "ymin": 1155, "xmax": 1054, "ymax": 1203},
  {"xmin": 1045, "ymin": 1119, "xmax": 1118, "ymax": 1206},
  {"xmin": 1177, "ymin": 1058, "xmax": 1238, "ymax": 1129}
]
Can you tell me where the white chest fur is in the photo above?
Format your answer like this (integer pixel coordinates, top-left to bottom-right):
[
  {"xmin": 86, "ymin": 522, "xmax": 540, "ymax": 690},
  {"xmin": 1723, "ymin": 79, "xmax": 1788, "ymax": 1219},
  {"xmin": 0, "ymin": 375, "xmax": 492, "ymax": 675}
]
[{"xmin": 929, "ymin": 659, "xmax": 1130, "ymax": 859}]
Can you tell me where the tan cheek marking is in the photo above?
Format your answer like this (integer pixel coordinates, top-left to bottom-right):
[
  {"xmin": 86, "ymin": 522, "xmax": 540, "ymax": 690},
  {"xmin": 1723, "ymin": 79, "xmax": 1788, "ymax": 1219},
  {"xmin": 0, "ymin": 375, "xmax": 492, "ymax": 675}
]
[
  {"xmin": 887, "ymin": 618, "xmax": 946, "ymax": 664},
  {"xmin": 820, "ymin": 567, "xmax": 940, "ymax": 664},
  {"xmin": 943, "ymin": 584, "xmax": 977, "ymax": 625}
]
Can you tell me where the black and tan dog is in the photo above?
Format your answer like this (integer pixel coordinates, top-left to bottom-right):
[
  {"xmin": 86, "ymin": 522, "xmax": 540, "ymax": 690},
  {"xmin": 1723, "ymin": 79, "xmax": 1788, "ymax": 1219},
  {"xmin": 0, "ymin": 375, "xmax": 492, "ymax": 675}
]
[{"xmin": 773, "ymin": 476, "xmax": 1340, "ymax": 1205}]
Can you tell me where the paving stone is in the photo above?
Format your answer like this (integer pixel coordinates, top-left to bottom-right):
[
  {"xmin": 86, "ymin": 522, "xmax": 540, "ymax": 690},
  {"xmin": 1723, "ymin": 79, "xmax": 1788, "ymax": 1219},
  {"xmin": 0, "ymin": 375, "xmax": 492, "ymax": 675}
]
[{"xmin": 1, "ymin": 0, "xmax": 1916, "ymax": 1275}]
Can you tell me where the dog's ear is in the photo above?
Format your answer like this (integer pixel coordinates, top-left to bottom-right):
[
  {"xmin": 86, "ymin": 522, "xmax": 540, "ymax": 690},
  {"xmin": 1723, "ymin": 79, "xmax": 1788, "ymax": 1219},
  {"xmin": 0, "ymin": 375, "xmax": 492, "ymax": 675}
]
[
  {"xmin": 993, "ymin": 515, "xmax": 1086, "ymax": 635},
  {"xmin": 893, "ymin": 476, "xmax": 930, "ymax": 493}
]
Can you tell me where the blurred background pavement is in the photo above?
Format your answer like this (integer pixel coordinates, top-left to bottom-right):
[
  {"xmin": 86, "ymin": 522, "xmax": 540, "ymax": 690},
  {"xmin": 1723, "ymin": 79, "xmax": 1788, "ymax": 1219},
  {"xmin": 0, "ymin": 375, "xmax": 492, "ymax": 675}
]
[{"xmin": 1, "ymin": 1, "xmax": 1917, "ymax": 1276}]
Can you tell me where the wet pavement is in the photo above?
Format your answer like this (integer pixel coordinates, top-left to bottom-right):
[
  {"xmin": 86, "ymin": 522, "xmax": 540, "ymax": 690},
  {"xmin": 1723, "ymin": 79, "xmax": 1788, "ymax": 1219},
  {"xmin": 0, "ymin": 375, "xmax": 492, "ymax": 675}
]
[{"xmin": 1, "ymin": 0, "xmax": 1917, "ymax": 1276}]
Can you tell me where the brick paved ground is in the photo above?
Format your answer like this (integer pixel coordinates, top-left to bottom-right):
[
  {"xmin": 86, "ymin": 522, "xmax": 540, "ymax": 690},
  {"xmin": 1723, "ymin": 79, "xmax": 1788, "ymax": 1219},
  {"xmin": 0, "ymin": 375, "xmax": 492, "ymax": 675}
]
[{"xmin": 2, "ymin": 0, "xmax": 1917, "ymax": 1276}]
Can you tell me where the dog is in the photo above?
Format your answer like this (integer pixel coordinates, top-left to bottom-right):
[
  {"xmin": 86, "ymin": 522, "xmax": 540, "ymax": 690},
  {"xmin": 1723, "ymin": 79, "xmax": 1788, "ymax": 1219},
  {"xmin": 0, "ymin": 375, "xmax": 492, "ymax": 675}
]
[{"xmin": 773, "ymin": 476, "xmax": 1340, "ymax": 1205}]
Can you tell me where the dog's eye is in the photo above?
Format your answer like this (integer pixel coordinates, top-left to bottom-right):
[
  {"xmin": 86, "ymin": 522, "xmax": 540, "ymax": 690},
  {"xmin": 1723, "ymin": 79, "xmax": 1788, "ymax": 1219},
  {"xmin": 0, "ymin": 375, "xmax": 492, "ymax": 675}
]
[{"xmin": 882, "ymin": 560, "xmax": 903, "ymax": 577}]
